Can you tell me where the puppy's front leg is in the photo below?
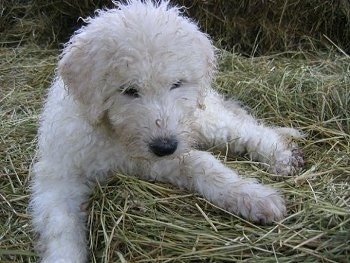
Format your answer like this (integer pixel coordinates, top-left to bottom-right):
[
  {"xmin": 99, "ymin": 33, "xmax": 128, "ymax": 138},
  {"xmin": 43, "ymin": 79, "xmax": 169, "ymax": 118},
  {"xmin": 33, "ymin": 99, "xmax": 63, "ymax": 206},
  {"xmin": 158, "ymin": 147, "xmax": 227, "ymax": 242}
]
[
  {"xmin": 30, "ymin": 166, "xmax": 91, "ymax": 263},
  {"xmin": 194, "ymin": 90, "xmax": 304, "ymax": 175},
  {"xmin": 149, "ymin": 150, "xmax": 286, "ymax": 224}
]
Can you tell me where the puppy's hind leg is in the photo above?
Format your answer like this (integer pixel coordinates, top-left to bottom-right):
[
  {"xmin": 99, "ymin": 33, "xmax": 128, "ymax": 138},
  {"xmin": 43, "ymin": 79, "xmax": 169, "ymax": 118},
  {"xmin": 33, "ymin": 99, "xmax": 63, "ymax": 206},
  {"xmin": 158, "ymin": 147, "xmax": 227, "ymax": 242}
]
[
  {"xmin": 194, "ymin": 90, "xmax": 304, "ymax": 175},
  {"xmin": 30, "ymin": 162, "xmax": 91, "ymax": 263}
]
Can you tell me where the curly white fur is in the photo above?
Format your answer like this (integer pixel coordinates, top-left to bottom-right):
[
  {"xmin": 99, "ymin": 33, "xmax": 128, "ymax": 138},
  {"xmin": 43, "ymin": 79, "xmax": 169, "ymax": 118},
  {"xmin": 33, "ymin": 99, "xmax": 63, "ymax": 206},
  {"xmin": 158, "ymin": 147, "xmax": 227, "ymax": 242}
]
[{"xmin": 30, "ymin": 1, "xmax": 304, "ymax": 262}]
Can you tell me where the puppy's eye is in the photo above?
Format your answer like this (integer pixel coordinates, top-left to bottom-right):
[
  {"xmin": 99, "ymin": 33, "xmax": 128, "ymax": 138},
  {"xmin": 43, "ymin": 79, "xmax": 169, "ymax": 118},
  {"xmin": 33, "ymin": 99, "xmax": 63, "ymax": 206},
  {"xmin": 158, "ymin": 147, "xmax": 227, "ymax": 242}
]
[
  {"xmin": 170, "ymin": 80, "xmax": 183, "ymax": 90},
  {"xmin": 122, "ymin": 87, "xmax": 140, "ymax": 98}
]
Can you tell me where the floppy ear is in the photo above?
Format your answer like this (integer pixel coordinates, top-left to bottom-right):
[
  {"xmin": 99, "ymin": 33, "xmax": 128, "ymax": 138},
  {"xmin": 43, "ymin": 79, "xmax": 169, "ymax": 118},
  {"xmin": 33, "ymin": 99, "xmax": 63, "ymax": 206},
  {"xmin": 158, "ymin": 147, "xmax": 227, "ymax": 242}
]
[
  {"xmin": 195, "ymin": 31, "xmax": 217, "ymax": 88},
  {"xmin": 58, "ymin": 35, "xmax": 110, "ymax": 124}
]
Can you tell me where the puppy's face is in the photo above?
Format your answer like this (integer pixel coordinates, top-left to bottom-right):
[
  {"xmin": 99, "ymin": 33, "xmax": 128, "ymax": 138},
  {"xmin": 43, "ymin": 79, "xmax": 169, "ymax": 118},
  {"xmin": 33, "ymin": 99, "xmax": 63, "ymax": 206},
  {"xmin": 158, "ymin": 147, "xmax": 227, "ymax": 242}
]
[
  {"xmin": 58, "ymin": 1, "xmax": 216, "ymax": 160},
  {"xmin": 106, "ymin": 73, "xmax": 200, "ymax": 160}
]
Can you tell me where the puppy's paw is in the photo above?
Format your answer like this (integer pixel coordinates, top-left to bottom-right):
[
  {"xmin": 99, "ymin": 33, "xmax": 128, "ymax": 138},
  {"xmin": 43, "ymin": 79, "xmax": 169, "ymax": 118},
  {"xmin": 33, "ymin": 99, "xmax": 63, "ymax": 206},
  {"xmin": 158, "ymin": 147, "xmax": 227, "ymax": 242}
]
[
  {"xmin": 41, "ymin": 259, "xmax": 72, "ymax": 263},
  {"xmin": 269, "ymin": 146, "xmax": 304, "ymax": 176},
  {"xmin": 41, "ymin": 254, "xmax": 85, "ymax": 263},
  {"xmin": 233, "ymin": 184, "xmax": 286, "ymax": 224},
  {"xmin": 213, "ymin": 181, "xmax": 286, "ymax": 224}
]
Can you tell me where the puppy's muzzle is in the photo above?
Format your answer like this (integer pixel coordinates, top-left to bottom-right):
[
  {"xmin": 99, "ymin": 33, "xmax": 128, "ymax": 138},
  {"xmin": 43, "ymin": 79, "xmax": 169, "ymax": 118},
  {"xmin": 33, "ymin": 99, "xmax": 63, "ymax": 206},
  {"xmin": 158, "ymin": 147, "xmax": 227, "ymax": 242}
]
[{"xmin": 149, "ymin": 136, "xmax": 178, "ymax": 157}]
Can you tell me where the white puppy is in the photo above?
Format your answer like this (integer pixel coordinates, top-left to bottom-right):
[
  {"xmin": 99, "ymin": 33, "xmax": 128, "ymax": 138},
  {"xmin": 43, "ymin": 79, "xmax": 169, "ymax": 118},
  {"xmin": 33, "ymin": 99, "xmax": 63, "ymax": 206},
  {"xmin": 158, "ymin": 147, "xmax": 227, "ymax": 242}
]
[{"xmin": 31, "ymin": 1, "xmax": 304, "ymax": 262}]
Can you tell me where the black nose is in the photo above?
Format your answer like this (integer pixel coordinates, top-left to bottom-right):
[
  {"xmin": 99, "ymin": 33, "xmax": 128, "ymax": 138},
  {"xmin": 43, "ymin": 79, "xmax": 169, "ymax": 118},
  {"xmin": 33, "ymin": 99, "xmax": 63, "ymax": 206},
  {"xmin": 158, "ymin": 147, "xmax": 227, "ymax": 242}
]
[{"xmin": 149, "ymin": 136, "xmax": 178, "ymax": 157}]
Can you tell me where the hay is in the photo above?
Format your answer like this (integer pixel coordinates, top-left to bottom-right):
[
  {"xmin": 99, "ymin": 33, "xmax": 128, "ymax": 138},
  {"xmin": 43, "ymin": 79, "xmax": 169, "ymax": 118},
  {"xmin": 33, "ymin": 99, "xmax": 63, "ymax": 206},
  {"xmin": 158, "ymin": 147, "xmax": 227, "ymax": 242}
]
[
  {"xmin": 179, "ymin": 0, "xmax": 350, "ymax": 55},
  {"xmin": 0, "ymin": 0, "xmax": 115, "ymax": 47},
  {"xmin": 1, "ymin": 0, "xmax": 350, "ymax": 54},
  {"xmin": 0, "ymin": 43, "xmax": 349, "ymax": 262},
  {"xmin": 1, "ymin": 1, "xmax": 349, "ymax": 261},
  {"xmin": 0, "ymin": 46, "xmax": 57, "ymax": 262}
]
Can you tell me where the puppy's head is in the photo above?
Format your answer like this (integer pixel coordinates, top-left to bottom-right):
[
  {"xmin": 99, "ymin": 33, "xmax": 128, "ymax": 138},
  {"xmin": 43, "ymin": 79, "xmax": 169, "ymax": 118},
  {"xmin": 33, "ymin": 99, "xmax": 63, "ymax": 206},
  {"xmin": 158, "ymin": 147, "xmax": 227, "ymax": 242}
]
[{"xmin": 58, "ymin": 0, "xmax": 216, "ymax": 159}]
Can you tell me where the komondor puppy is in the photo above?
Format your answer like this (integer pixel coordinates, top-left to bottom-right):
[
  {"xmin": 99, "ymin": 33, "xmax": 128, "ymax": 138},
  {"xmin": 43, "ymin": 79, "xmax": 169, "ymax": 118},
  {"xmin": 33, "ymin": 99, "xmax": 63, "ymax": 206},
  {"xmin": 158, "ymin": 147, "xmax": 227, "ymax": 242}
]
[{"xmin": 30, "ymin": 1, "xmax": 304, "ymax": 262}]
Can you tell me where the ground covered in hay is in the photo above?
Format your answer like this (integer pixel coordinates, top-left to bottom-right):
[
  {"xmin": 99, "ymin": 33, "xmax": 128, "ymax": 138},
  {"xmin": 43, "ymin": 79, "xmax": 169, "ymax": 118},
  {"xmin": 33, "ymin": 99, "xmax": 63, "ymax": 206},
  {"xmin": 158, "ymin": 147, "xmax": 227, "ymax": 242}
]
[
  {"xmin": 1, "ymin": 43, "xmax": 349, "ymax": 262},
  {"xmin": 1, "ymin": 1, "xmax": 350, "ymax": 261}
]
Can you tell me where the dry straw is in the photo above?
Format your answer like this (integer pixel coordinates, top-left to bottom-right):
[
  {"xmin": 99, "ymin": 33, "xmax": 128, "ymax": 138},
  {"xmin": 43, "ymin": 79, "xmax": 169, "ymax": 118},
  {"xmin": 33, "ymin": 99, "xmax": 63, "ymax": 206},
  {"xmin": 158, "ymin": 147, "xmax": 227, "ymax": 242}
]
[
  {"xmin": 1, "ymin": 0, "xmax": 349, "ymax": 262},
  {"xmin": 1, "ymin": 0, "xmax": 350, "ymax": 54}
]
